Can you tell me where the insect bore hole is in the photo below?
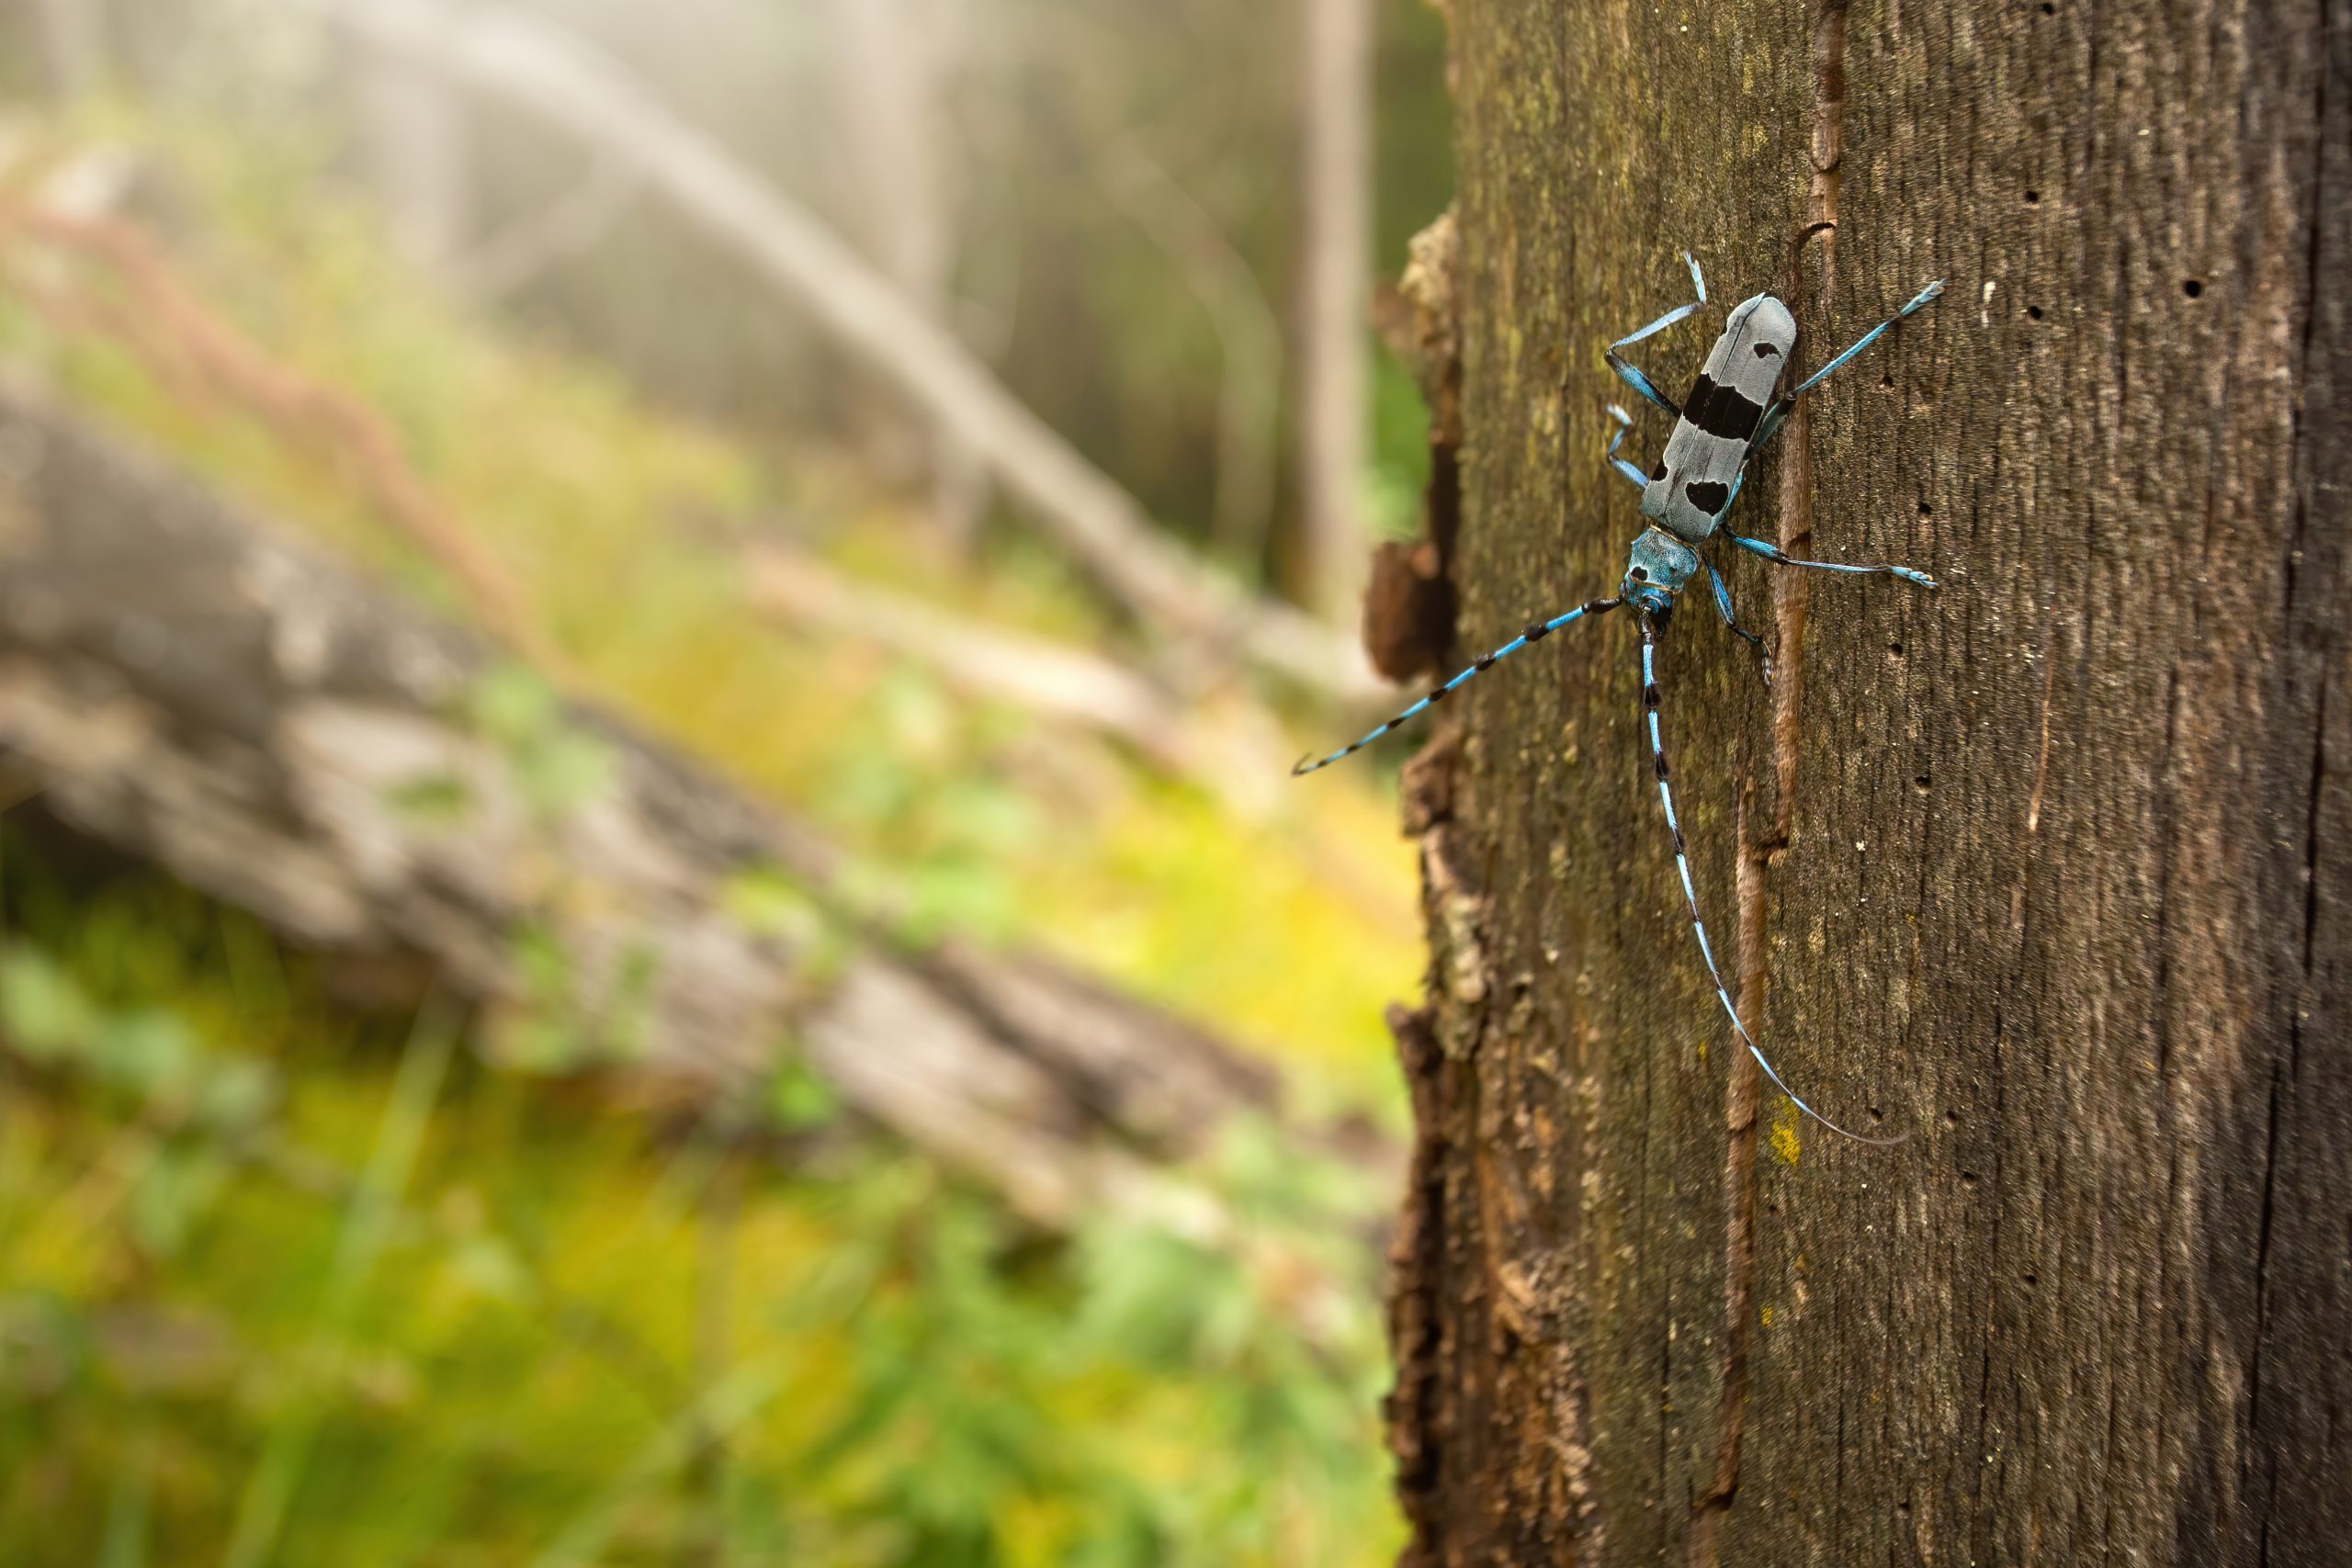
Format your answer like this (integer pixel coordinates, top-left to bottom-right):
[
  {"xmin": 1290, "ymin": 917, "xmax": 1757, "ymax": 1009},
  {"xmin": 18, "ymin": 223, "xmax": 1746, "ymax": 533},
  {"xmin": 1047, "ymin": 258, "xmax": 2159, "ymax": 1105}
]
[
  {"xmin": 2027, "ymin": 305, "xmax": 2044, "ymax": 321},
  {"xmin": 1914, "ymin": 774, "xmax": 1932, "ymax": 794},
  {"xmin": 2024, "ymin": 188, "xmax": 2041, "ymax": 205},
  {"xmin": 2183, "ymin": 278, "xmax": 2205, "ymax": 299}
]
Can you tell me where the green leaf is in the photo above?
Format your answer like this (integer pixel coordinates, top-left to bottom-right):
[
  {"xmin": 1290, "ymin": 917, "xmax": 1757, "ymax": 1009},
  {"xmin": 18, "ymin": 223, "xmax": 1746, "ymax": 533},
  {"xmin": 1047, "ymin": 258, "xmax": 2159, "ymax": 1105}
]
[
  {"xmin": 465, "ymin": 663, "xmax": 564, "ymax": 749},
  {"xmin": 514, "ymin": 729, "xmax": 616, "ymax": 819},
  {"xmin": 0, "ymin": 948, "xmax": 101, "ymax": 1065},
  {"xmin": 94, "ymin": 1010, "xmax": 203, "ymax": 1100},
  {"xmin": 385, "ymin": 770, "xmax": 476, "ymax": 823},
  {"xmin": 194, "ymin": 1057, "xmax": 279, "ymax": 1134},
  {"xmin": 765, "ymin": 1059, "xmax": 840, "ymax": 1133},
  {"xmin": 129, "ymin": 1145, "xmax": 230, "ymax": 1258}
]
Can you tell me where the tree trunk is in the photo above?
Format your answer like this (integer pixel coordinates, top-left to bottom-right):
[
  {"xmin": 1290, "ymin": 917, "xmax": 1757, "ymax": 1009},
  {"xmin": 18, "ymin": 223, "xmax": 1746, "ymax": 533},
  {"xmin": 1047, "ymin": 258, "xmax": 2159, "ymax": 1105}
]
[
  {"xmin": 818, "ymin": 0, "xmax": 986, "ymax": 533},
  {"xmin": 29, "ymin": 0, "xmax": 107, "ymax": 100},
  {"xmin": 1298, "ymin": 0, "xmax": 1374, "ymax": 624},
  {"xmin": 351, "ymin": 39, "xmax": 472, "ymax": 272},
  {"xmin": 1385, "ymin": 2, "xmax": 2347, "ymax": 1564}
]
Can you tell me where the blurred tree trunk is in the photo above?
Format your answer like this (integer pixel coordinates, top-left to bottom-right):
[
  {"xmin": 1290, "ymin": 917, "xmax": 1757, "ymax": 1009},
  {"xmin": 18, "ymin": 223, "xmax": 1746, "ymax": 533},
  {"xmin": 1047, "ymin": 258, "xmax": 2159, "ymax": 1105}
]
[
  {"xmin": 352, "ymin": 39, "xmax": 471, "ymax": 270},
  {"xmin": 1298, "ymin": 0, "xmax": 1373, "ymax": 622},
  {"xmin": 820, "ymin": 0, "xmax": 987, "ymax": 538},
  {"xmin": 1385, "ymin": 1, "xmax": 2348, "ymax": 1564},
  {"xmin": 314, "ymin": 0, "xmax": 1373, "ymax": 698},
  {"xmin": 29, "ymin": 0, "xmax": 106, "ymax": 99}
]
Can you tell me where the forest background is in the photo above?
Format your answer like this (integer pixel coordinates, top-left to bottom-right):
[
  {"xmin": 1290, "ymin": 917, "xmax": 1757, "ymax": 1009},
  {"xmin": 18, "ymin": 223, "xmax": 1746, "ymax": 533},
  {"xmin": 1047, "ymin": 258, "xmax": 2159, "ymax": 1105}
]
[{"xmin": 0, "ymin": 0, "xmax": 1462, "ymax": 1562}]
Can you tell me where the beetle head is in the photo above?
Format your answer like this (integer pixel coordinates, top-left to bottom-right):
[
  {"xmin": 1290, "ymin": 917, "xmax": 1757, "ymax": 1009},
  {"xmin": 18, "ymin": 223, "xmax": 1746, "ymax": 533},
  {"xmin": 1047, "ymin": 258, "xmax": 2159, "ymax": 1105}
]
[{"xmin": 1621, "ymin": 527, "xmax": 1700, "ymax": 618}]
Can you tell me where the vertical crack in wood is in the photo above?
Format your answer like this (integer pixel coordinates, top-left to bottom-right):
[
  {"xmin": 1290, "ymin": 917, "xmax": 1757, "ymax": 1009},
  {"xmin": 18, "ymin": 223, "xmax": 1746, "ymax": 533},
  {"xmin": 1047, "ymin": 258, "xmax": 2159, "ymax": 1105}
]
[{"xmin": 1689, "ymin": 6, "xmax": 1847, "ymax": 1562}]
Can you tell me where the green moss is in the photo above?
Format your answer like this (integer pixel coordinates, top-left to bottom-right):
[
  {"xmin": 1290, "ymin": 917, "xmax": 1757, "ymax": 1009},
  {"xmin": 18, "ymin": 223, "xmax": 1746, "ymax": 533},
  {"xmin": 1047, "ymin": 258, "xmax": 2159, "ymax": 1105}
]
[{"xmin": 0, "ymin": 847, "xmax": 1401, "ymax": 1564}]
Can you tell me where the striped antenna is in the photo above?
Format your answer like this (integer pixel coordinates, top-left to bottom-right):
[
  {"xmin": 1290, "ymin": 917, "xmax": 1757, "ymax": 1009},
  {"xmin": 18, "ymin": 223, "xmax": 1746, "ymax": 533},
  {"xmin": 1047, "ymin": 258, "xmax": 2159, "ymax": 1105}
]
[
  {"xmin": 1605, "ymin": 251, "xmax": 1707, "ymax": 417},
  {"xmin": 1637, "ymin": 615, "xmax": 1905, "ymax": 1145},
  {"xmin": 1293, "ymin": 598, "xmax": 1622, "ymax": 775}
]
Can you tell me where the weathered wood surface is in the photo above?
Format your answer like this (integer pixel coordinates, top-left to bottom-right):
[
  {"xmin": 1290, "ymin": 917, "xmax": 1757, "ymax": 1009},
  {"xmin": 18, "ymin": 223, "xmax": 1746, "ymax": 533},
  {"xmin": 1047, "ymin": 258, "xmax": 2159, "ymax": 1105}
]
[
  {"xmin": 1385, "ymin": 1, "xmax": 2347, "ymax": 1563},
  {"xmin": 0, "ymin": 383, "xmax": 1388, "ymax": 1231}
]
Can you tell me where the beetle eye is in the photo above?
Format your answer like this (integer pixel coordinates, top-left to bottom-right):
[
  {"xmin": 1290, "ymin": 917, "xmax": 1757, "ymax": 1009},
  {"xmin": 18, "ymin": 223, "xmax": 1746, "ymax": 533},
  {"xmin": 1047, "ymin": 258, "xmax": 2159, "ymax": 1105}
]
[{"xmin": 1631, "ymin": 567, "xmax": 1648, "ymax": 581}]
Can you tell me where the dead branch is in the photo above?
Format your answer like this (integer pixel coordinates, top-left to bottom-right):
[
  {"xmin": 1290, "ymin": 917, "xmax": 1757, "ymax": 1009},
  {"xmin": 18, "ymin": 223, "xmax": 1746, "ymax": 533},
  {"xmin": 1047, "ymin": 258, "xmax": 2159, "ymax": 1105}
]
[
  {"xmin": 742, "ymin": 546, "xmax": 1291, "ymax": 817},
  {"xmin": 744, "ymin": 547, "xmax": 1188, "ymax": 759},
  {"xmin": 295, "ymin": 0, "xmax": 1379, "ymax": 703}
]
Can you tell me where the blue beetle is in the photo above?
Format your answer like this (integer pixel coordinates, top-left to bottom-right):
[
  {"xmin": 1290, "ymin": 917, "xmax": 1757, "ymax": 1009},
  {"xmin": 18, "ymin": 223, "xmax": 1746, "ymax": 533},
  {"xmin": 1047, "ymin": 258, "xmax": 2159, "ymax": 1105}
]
[{"xmin": 1295, "ymin": 254, "xmax": 1944, "ymax": 1144}]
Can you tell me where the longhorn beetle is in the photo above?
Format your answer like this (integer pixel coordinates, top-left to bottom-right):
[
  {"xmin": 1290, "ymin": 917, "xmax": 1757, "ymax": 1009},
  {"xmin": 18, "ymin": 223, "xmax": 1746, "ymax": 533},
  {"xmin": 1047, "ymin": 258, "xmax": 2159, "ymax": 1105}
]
[{"xmin": 1294, "ymin": 254, "xmax": 1943, "ymax": 1145}]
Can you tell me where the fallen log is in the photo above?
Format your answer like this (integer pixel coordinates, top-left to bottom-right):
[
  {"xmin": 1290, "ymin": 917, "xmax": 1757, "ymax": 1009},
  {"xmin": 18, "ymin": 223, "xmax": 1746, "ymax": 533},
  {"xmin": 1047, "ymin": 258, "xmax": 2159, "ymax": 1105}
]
[{"xmin": 0, "ymin": 381, "xmax": 1394, "ymax": 1227}]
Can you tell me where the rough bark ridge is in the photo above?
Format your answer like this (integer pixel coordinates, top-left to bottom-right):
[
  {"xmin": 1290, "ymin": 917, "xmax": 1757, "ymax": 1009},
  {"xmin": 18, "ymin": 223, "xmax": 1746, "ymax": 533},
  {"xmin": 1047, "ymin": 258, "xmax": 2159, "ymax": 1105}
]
[{"xmin": 1385, "ymin": 0, "xmax": 2348, "ymax": 1562}]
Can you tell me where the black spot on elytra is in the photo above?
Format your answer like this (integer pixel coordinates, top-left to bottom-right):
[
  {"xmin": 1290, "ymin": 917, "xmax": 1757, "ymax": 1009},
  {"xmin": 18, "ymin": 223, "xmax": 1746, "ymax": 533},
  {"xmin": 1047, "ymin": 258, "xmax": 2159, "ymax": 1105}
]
[
  {"xmin": 1684, "ymin": 374, "xmax": 1765, "ymax": 440},
  {"xmin": 1650, "ymin": 460, "xmax": 1668, "ymax": 481},
  {"xmin": 1684, "ymin": 479, "xmax": 1732, "ymax": 514},
  {"xmin": 1754, "ymin": 342, "xmax": 1779, "ymax": 357}
]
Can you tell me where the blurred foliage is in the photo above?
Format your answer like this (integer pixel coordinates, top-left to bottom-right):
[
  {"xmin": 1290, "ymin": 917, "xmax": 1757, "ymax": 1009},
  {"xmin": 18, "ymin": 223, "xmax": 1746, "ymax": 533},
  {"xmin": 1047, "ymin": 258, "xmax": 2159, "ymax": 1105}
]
[
  {"xmin": 0, "ymin": 6, "xmax": 1455, "ymax": 1554},
  {"xmin": 118, "ymin": 0, "xmax": 1454, "ymax": 583},
  {"xmin": 0, "ymin": 833, "xmax": 1400, "ymax": 1564},
  {"xmin": 0, "ymin": 108, "xmax": 1419, "ymax": 1100}
]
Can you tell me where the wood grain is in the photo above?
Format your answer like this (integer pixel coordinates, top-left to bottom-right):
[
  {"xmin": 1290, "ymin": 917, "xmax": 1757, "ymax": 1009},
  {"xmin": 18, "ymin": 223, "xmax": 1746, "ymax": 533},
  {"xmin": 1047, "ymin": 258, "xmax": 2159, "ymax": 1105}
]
[{"xmin": 1386, "ymin": 0, "xmax": 2348, "ymax": 1561}]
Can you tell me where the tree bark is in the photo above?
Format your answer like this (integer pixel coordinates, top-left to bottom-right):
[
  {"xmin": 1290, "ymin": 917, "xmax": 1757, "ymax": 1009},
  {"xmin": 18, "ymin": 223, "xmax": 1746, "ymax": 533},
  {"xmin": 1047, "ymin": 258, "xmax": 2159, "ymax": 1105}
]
[
  {"xmin": 1386, "ymin": 2, "xmax": 2347, "ymax": 1563},
  {"xmin": 0, "ymin": 380, "xmax": 1392, "ymax": 1235}
]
